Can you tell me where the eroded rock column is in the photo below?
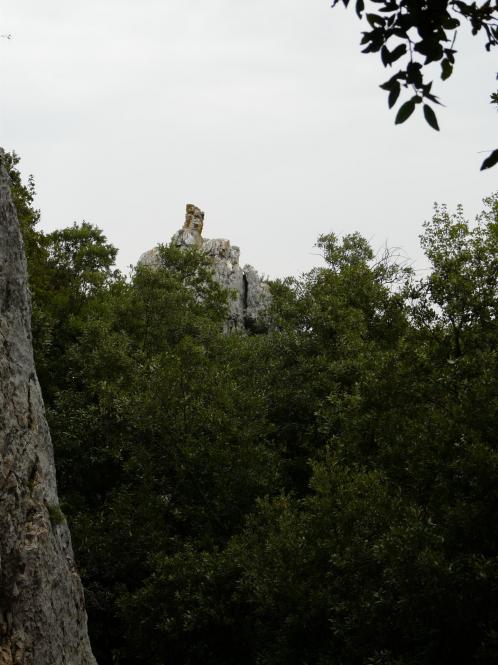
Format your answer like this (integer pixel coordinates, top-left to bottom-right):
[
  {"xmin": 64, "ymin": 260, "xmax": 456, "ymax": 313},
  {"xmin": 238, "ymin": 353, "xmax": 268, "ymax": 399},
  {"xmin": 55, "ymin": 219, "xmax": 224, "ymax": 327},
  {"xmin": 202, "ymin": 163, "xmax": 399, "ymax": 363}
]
[{"xmin": 139, "ymin": 203, "xmax": 271, "ymax": 331}]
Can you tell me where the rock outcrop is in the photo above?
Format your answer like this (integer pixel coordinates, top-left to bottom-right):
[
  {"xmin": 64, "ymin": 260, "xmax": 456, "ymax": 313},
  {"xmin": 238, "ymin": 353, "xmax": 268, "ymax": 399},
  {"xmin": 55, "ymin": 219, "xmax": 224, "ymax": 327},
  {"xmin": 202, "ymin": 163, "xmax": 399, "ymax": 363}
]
[
  {"xmin": 139, "ymin": 204, "xmax": 271, "ymax": 331},
  {"xmin": 0, "ymin": 150, "xmax": 96, "ymax": 664}
]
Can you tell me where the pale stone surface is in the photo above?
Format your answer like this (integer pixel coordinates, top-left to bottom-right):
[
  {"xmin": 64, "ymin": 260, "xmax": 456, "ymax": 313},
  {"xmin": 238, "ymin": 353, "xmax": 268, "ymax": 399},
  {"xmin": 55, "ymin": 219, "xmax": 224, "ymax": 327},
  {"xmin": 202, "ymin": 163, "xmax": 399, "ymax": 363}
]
[
  {"xmin": 0, "ymin": 150, "xmax": 96, "ymax": 665},
  {"xmin": 171, "ymin": 203, "xmax": 204, "ymax": 248},
  {"xmin": 138, "ymin": 204, "xmax": 271, "ymax": 330}
]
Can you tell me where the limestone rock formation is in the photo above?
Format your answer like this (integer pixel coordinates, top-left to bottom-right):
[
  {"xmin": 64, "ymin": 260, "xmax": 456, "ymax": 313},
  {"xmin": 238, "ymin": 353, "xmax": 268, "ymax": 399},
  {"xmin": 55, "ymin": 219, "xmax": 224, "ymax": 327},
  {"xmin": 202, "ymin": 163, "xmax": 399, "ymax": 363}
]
[
  {"xmin": 139, "ymin": 204, "xmax": 271, "ymax": 331},
  {"xmin": 0, "ymin": 150, "xmax": 96, "ymax": 665}
]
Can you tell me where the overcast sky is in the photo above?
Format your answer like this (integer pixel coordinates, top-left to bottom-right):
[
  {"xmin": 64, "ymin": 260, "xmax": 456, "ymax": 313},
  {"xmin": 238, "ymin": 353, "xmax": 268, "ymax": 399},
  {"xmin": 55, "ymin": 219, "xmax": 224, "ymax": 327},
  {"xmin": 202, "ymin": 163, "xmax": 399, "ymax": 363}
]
[{"xmin": 1, "ymin": 0, "xmax": 496, "ymax": 277}]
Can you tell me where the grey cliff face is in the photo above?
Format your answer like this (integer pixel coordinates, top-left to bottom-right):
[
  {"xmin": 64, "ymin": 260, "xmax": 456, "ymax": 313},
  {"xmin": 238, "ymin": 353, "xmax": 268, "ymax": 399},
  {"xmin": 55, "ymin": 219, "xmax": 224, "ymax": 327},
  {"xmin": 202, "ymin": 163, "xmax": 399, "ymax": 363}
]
[
  {"xmin": 0, "ymin": 151, "xmax": 96, "ymax": 665},
  {"xmin": 139, "ymin": 204, "xmax": 271, "ymax": 331}
]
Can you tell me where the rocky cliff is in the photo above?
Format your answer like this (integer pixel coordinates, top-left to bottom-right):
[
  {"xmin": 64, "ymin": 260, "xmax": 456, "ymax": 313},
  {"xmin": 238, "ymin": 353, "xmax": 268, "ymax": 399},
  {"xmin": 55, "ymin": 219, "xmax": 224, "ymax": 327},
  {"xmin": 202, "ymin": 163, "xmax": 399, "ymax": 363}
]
[
  {"xmin": 0, "ymin": 150, "xmax": 96, "ymax": 665},
  {"xmin": 139, "ymin": 204, "xmax": 271, "ymax": 331}
]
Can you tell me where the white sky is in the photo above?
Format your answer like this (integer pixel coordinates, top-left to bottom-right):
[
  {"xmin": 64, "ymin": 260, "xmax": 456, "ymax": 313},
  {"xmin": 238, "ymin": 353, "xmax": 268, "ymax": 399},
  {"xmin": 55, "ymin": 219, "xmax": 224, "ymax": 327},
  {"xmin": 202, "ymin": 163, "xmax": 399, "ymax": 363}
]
[{"xmin": 1, "ymin": 0, "xmax": 497, "ymax": 278}]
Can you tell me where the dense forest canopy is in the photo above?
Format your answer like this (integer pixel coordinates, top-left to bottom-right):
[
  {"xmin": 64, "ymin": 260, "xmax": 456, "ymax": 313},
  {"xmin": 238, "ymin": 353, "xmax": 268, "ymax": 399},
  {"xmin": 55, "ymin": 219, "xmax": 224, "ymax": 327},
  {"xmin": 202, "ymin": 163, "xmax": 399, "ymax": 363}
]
[{"xmin": 7, "ymin": 151, "xmax": 498, "ymax": 664}]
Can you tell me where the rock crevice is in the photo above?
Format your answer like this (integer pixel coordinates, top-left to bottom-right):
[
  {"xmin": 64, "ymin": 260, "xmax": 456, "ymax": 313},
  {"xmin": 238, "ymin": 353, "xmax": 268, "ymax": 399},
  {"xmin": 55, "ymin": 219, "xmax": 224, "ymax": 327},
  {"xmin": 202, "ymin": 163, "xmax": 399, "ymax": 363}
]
[{"xmin": 139, "ymin": 204, "xmax": 271, "ymax": 330}]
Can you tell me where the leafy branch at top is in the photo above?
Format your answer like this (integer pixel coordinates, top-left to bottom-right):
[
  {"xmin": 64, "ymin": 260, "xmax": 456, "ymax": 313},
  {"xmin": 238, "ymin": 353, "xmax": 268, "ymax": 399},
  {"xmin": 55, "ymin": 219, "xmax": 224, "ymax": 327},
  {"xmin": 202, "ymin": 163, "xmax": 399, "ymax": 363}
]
[{"xmin": 332, "ymin": 0, "xmax": 498, "ymax": 170}]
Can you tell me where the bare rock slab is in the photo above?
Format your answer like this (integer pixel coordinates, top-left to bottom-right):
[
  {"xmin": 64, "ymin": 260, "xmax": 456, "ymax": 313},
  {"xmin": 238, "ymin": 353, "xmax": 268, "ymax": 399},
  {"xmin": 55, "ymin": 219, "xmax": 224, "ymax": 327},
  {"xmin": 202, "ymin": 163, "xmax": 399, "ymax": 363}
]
[{"xmin": 0, "ymin": 150, "xmax": 96, "ymax": 665}]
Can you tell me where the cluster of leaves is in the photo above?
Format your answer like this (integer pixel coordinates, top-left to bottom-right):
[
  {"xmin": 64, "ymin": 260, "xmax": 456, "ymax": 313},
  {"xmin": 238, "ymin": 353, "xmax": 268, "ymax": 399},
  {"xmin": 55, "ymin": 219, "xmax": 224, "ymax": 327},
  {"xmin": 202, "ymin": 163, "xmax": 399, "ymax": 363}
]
[
  {"xmin": 10, "ymin": 152, "xmax": 498, "ymax": 664},
  {"xmin": 332, "ymin": 0, "xmax": 498, "ymax": 169}
]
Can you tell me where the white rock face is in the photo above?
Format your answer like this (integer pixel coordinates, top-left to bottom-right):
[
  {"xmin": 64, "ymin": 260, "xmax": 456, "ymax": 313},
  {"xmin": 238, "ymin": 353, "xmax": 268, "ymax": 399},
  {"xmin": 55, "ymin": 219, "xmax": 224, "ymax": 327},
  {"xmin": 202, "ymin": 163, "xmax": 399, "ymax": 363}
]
[
  {"xmin": 138, "ymin": 204, "xmax": 271, "ymax": 331},
  {"xmin": 0, "ymin": 150, "xmax": 96, "ymax": 665}
]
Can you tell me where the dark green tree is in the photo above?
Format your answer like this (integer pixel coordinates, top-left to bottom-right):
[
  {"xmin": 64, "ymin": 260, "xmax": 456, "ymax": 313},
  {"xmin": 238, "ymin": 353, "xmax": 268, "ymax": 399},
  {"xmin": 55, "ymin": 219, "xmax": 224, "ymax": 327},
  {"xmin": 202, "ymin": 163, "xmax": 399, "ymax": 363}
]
[
  {"xmin": 47, "ymin": 246, "xmax": 277, "ymax": 664},
  {"xmin": 227, "ymin": 194, "xmax": 498, "ymax": 665},
  {"xmin": 33, "ymin": 222, "xmax": 120, "ymax": 399}
]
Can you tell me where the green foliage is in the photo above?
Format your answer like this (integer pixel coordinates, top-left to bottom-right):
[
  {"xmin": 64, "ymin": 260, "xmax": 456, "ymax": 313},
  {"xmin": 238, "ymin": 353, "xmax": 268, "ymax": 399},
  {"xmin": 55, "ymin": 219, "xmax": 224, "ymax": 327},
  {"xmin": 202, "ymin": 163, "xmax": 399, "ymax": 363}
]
[
  {"xmin": 415, "ymin": 194, "xmax": 498, "ymax": 357},
  {"xmin": 332, "ymin": 0, "xmax": 498, "ymax": 169},
  {"xmin": 47, "ymin": 503, "xmax": 66, "ymax": 526},
  {"xmin": 481, "ymin": 148, "xmax": 498, "ymax": 171},
  {"xmin": 2, "ymin": 152, "xmax": 48, "ymax": 298},
  {"xmin": 224, "ymin": 195, "xmax": 498, "ymax": 665},
  {"xmin": 2, "ymin": 152, "xmax": 121, "ymax": 404},
  {"xmin": 11, "ymin": 154, "xmax": 498, "ymax": 664}
]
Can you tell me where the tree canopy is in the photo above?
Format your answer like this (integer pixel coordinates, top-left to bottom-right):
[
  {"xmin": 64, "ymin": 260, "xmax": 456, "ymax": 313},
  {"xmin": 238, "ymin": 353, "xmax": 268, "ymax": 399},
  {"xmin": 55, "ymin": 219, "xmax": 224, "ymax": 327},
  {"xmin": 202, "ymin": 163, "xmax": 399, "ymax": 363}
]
[{"xmin": 8, "ymin": 151, "xmax": 498, "ymax": 664}]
